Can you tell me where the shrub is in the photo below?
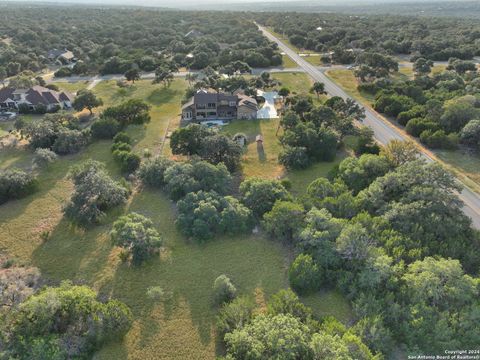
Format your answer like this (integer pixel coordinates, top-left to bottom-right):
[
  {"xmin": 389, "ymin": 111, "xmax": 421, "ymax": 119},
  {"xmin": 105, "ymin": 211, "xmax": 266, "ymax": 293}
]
[
  {"xmin": 213, "ymin": 274, "xmax": 237, "ymax": 305},
  {"xmin": 52, "ymin": 128, "xmax": 89, "ymax": 154},
  {"xmin": 113, "ymin": 132, "xmax": 131, "ymax": 144},
  {"xmin": 111, "ymin": 141, "xmax": 131, "ymax": 153},
  {"xmin": 420, "ymin": 129, "xmax": 458, "ymax": 149},
  {"xmin": 114, "ymin": 151, "xmax": 141, "ymax": 173},
  {"xmin": 18, "ymin": 103, "xmax": 31, "ymax": 114},
  {"xmin": 288, "ymin": 254, "xmax": 322, "ymax": 294},
  {"xmin": 357, "ymin": 82, "xmax": 379, "ymax": 94},
  {"xmin": 146, "ymin": 286, "xmax": 165, "ymax": 301},
  {"xmin": 0, "ymin": 168, "xmax": 37, "ymax": 204},
  {"xmin": 91, "ymin": 117, "xmax": 121, "ymax": 139},
  {"xmin": 405, "ymin": 118, "xmax": 439, "ymax": 137},
  {"xmin": 33, "ymin": 148, "xmax": 58, "ymax": 167},
  {"xmin": 54, "ymin": 67, "xmax": 73, "ymax": 77},
  {"xmin": 138, "ymin": 156, "xmax": 174, "ymax": 187},
  {"xmin": 460, "ymin": 119, "xmax": 480, "ymax": 148}
]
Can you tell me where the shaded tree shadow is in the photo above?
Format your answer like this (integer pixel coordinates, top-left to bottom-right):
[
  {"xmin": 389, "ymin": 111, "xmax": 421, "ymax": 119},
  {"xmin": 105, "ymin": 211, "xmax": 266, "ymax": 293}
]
[
  {"xmin": 257, "ymin": 142, "xmax": 266, "ymax": 162},
  {"xmin": 30, "ymin": 217, "xmax": 115, "ymax": 283},
  {"xmin": 147, "ymin": 88, "xmax": 179, "ymax": 105}
]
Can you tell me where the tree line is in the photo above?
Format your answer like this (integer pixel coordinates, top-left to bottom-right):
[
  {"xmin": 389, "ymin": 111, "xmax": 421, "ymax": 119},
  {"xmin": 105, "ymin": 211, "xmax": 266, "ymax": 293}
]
[{"xmin": 0, "ymin": 6, "xmax": 282, "ymax": 81}]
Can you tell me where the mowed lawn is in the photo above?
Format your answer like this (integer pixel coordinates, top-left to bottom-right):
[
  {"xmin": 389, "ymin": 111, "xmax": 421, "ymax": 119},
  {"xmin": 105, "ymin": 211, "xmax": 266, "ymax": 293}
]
[
  {"xmin": 282, "ymin": 55, "xmax": 297, "ymax": 68},
  {"xmin": 51, "ymin": 80, "xmax": 90, "ymax": 93},
  {"xmin": 1, "ymin": 77, "xmax": 352, "ymax": 359},
  {"xmin": 324, "ymin": 69, "xmax": 376, "ymax": 105},
  {"xmin": 272, "ymin": 72, "xmax": 327, "ymax": 105}
]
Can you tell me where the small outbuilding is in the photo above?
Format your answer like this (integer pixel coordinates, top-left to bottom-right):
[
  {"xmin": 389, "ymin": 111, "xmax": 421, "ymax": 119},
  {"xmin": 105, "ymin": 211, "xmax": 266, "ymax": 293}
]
[
  {"xmin": 255, "ymin": 135, "xmax": 263, "ymax": 143},
  {"xmin": 233, "ymin": 133, "xmax": 248, "ymax": 147}
]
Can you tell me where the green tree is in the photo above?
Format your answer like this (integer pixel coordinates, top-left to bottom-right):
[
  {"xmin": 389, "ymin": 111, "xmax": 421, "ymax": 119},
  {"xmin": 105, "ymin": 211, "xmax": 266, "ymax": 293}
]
[
  {"xmin": 413, "ymin": 57, "xmax": 433, "ymax": 76},
  {"xmin": 288, "ymin": 254, "xmax": 322, "ymax": 294},
  {"xmin": 176, "ymin": 191, "xmax": 252, "ymax": 241},
  {"xmin": 72, "ymin": 89, "xmax": 103, "ymax": 115},
  {"xmin": 217, "ymin": 295, "xmax": 255, "ymax": 336},
  {"xmin": 124, "ymin": 68, "xmax": 140, "ymax": 83},
  {"xmin": 64, "ymin": 160, "xmax": 129, "ymax": 225},
  {"xmin": 336, "ymin": 154, "xmax": 391, "ymax": 194},
  {"xmin": 111, "ymin": 212, "xmax": 163, "ymax": 265},
  {"xmin": 460, "ymin": 119, "xmax": 480, "ymax": 148},
  {"xmin": 240, "ymin": 177, "xmax": 291, "ymax": 217},
  {"xmin": 90, "ymin": 117, "xmax": 120, "ymax": 139},
  {"xmin": 138, "ymin": 156, "xmax": 174, "ymax": 188},
  {"xmin": 263, "ymin": 200, "xmax": 304, "ymax": 242},
  {"xmin": 2, "ymin": 282, "xmax": 132, "ymax": 359},
  {"xmin": 213, "ymin": 274, "xmax": 237, "ymax": 305},
  {"xmin": 310, "ymin": 81, "xmax": 326, "ymax": 98},
  {"xmin": 224, "ymin": 314, "xmax": 313, "ymax": 360},
  {"xmin": 0, "ymin": 168, "xmax": 37, "ymax": 204},
  {"xmin": 380, "ymin": 140, "xmax": 418, "ymax": 167},
  {"xmin": 102, "ymin": 99, "xmax": 151, "ymax": 126},
  {"xmin": 153, "ymin": 65, "xmax": 174, "ymax": 87}
]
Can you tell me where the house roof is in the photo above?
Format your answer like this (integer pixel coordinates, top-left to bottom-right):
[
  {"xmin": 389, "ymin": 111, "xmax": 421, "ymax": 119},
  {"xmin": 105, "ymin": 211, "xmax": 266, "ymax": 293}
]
[
  {"xmin": 185, "ymin": 29, "xmax": 203, "ymax": 38},
  {"xmin": 59, "ymin": 91, "xmax": 74, "ymax": 102},
  {"xmin": 48, "ymin": 49, "xmax": 74, "ymax": 60},
  {"xmin": 0, "ymin": 86, "xmax": 75, "ymax": 106},
  {"xmin": 181, "ymin": 98, "xmax": 194, "ymax": 111},
  {"xmin": 182, "ymin": 90, "xmax": 258, "ymax": 112},
  {"xmin": 0, "ymin": 88, "xmax": 15, "ymax": 103},
  {"xmin": 194, "ymin": 90, "xmax": 237, "ymax": 106},
  {"xmin": 238, "ymin": 94, "xmax": 258, "ymax": 111}
]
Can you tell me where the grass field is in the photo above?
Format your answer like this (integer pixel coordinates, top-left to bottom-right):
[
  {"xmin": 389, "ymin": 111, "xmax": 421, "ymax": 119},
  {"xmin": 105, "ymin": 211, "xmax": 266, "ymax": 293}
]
[
  {"xmin": 282, "ymin": 55, "xmax": 297, "ymax": 68},
  {"xmin": 51, "ymin": 80, "xmax": 90, "ymax": 93},
  {"xmin": 1, "ymin": 77, "xmax": 353, "ymax": 358},
  {"xmin": 223, "ymin": 118, "xmax": 284, "ymax": 179},
  {"xmin": 0, "ymin": 121, "xmax": 12, "ymax": 137},
  {"xmin": 271, "ymin": 72, "xmax": 327, "ymax": 105},
  {"xmin": 304, "ymin": 55, "xmax": 322, "ymax": 66},
  {"xmin": 324, "ymin": 69, "xmax": 376, "ymax": 105},
  {"xmin": 435, "ymin": 148, "xmax": 480, "ymax": 191}
]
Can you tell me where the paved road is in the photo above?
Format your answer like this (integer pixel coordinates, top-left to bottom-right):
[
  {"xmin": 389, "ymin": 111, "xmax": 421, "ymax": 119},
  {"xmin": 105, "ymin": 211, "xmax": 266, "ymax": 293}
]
[
  {"xmin": 44, "ymin": 67, "xmax": 302, "ymax": 87},
  {"xmin": 258, "ymin": 23, "xmax": 480, "ymax": 229}
]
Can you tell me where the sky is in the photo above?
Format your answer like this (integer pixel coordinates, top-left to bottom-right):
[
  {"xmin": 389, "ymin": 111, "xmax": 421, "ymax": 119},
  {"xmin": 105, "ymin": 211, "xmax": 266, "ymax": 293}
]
[{"xmin": 3, "ymin": 0, "xmax": 452, "ymax": 7}]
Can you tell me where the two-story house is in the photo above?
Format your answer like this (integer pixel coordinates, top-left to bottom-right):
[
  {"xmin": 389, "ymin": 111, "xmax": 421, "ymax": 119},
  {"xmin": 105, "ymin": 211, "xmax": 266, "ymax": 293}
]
[{"xmin": 181, "ymin": 89, "xmax": 258, "ymax": 122}]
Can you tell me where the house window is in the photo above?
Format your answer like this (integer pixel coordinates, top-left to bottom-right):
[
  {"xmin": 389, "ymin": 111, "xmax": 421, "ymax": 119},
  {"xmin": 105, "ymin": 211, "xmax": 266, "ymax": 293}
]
[
  {"xmin": 229, "ymin": 101, "xmax": 236, "ymax": 107},
  {"xmin": 207, "ymin": 102, "xmax": 216, "ymax": 108}
]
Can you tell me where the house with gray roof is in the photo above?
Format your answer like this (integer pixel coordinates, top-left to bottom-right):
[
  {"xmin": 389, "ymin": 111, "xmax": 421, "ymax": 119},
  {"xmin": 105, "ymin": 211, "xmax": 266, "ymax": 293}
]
[
  {"xmin": 0, "ymin": 86, "xmax": 74, "ymax": 112},
  {"xmin": 47, "ymin": 49, "xmax": 75, "ymax": 64},
  {"xmin": 181, "ymin": 89, "xmax": 258, "ymax": 122}
]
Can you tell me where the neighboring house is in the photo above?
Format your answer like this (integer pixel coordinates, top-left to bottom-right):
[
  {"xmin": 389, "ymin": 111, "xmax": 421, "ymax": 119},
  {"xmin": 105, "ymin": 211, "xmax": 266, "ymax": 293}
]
[
  {"xmin": 0, "ymin": 86, "xmax": 74, "ymax": 112},
  {"xmin": 181, "ymin": 89, "xmax": 258, "ymax": 122},
  {"xmin": 47, "ymin": 49, "xmax": 75, "ymax": 64},
  {"xmin": 184, "ymin": 29, "xmax": 203, "ymax": 38}
]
